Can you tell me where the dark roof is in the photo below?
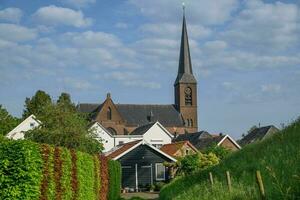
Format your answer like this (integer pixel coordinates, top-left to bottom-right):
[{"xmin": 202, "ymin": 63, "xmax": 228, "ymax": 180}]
[
  {"xmin": 173, "ymin": 131, "xmax": 212, "ymax": 149},
  {"xmin": 193, "ymin": 135, "xmax": 225, "ymax": 150},
  {"xmin": 116, "ymin": 104, "xmax": 184, "ymax": 127},
  {"xmin": 130, "ymin": 122, "xmax": 156, "ymax": 135},
  {"xmin": 174, "ymin": 13, "xmax": 196, "ymax": 85},
  {"xmin": 77, "ymin": 103, "xmax": 184, "ymax": 127},
  {"xmin": 77, "ymin": 103, "xmax": 101, "ymax": 113},
  {"xmin": 239, "ymin": 125, "xmax": 278, "ymax": 146}
]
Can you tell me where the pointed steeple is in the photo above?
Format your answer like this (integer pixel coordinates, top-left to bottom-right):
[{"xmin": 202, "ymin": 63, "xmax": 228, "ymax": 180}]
[{"xmin": 174, "ymin": 6, "xmax": 197, "ymax": 85}]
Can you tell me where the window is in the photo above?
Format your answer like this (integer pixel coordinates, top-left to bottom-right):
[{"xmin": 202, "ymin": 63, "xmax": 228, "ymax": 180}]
[
  {"xmin": 118, "ymin": 141, "xmax": 124, "ymax": 145},
  {"xmin": 190, "ymin": 119, "xmax": 193, "ymax": 127},
  {"xmin": 107, "ymin": 107, "xmax": 112, "ymax": 120},
  {"xmin": 155, "ymin": 163, "xmax": 165, "ymax": 181},
  {"xmin": 30, "ymin": 122, "xmax": 35, "ymax": 128},
  {"xmin": 185, "ymin": 87, "xmax": 192, "ymax": 106},
  {"xmin": 153, "ymin": 144, "xmax": 163, "ymax": 149},
  {"xmin": 185, "ymin": 149, "xmax": 189, "ymax": 155}
]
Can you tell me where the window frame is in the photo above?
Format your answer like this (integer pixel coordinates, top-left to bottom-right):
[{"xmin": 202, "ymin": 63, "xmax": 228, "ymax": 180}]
[{"xmin": 155, "ymin": 163, "xmax": 165, "ymax": 181}]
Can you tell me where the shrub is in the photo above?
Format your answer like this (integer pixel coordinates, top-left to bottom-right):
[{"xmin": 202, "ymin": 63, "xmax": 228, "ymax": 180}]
[
  {"xmin": 0, "ymin": 139, "xmax": 121, "ymax": 200},
  {"xmin": 108, "ymin": 160, "xmax": 121, "ymax": 200},
  {"xmin": 0, "ymin": 140, "xmax": 43, "ymax": 200},
  {"xmin": 179, "ymin": 152, "xmax": 219, "ymax": 175}
]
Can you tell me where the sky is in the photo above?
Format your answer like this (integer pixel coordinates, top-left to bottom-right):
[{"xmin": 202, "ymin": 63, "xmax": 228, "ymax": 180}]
[{"xmin": 0, "ymin": 0, "xmax": 300, "ymax": 139}]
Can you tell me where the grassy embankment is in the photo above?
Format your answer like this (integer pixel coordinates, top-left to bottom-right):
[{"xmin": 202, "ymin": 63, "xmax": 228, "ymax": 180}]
[{"xmin": 160, "ymin": 119, "xmax": 300, "ymax": 200}]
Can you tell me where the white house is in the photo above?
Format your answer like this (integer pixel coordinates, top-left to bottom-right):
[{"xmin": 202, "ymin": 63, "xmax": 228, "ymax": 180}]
[
  {"xmin": 90, "ymin": 121, "xmax": 173, "ymax": 152},
  {"xmin": 6, "ymin": 114, "xmax": 40, "ymax": 140}
]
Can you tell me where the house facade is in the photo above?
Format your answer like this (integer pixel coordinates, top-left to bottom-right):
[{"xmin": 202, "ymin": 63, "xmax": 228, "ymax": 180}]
[
  {"xmin": 107, "ymin": 140, "xmax": 176, "ymax": 191},
  {"xmin": 160, "ymin": 141, "xmax": 198, "ymax": 158},
  {"xmin": 6, "ymin": 114, "xmax": 40, "ymax": 140},
  {"xmin": 77, "ymin": 12, "xmax": 198, "ymax": 135},
  {"xmin": 91, "ymin": 121, "xmax": 173, "ymax": 152}
]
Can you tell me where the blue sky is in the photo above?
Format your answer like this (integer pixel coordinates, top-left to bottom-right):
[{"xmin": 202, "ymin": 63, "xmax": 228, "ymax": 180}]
[{"xmin": 0, "ymin": 0, "xmax": 300, "ymax": 139}]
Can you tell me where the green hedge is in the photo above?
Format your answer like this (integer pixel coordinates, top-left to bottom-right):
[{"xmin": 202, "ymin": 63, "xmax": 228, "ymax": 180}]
[
  {"xmin": 108, "ymin": 160, "xmax": 121, "ymax": 200},
  {"xmin": 0, "ymin": 139, "xmax": 121, "ymax": 200}
]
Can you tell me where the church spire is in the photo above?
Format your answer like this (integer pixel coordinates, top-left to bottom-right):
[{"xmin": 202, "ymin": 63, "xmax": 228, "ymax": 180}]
[{"xmin": 174, "ymin": 5, "xmax": 197, "ymax": 85}]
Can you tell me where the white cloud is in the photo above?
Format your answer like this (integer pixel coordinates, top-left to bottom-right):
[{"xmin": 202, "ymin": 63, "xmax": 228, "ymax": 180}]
[
  {"xmin": 60, "ymin": 77, "xmax": 92, "ymax": 90},
  {"xmin": 0, "ymin": 7, "xmax": 23, "ymax": 23},
  {"xmin": 129, "ymin": 0, "xmax": 239, "ymax": 25},
  {"xmin": 60, "ymin": 0, "xmax": 96, "ymax": 8},
  {"xmin": 222, "ymin": 0, "xmax": 299, "ymax": 51},
  {"xmin": 115, "ymin": 22, "xmax": 128, "ymax": 29},
  {"xmin": 261, "ymin": 84, "xmax": 281, "ymax": 93},
  {"xmin": 140, "ymin": 23, "xmax": 211, "ymax": 39},
  {"xmin": 204, "ymin": 40, "xmax": 227, "ymax": 52},
  {"xmin": 33, "ymin": 5, "xmax": 92, "ymax": 28},
  {"xmin": 61, "ymin": 31, "xmax": 122, "ymax": 48},
  {"xmin": 104, "ymin": 71, "xmax": 161, "ymax": 89},
  {"xmin": 0, "ymin": 23, "xmax": 37, "ymax": 42}
]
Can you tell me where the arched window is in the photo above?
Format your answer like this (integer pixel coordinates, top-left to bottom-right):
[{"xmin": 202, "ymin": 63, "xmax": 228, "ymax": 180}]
[
  {"xmin": 190, "ymin": 119, "xmax": 193, "ymax": 127},
  {"xmin": 107, "ymin": 107, "xmax": 112, "ymax": 120},
  {"xmin": 107, "ymin": 127, "xmax": 117, "ymax": 135},
  {"xmin": 185, "ymin": 87, "xmax": 192, "ymax": 106}
]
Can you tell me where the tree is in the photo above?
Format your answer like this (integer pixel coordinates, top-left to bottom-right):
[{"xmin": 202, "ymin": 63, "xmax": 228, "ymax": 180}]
[
  {"xmin": 57, "ymin": 92, "xmax": 76, "ymax": 111},
  {"xmin": 204, "ymin": 144, "xmax": 231, "ymax": 160},
  {"xmin": 23, "ymin": 90, "xmax": 52, "ymax": 118},
  {"xmin": 25, "ymin": 102, "xmax": 103, "ymax": 154},
  {"xmin": 0, "ymin": 105, "xmax": 20, "ymax": 136},
  {"xmin": 178, "ymin": 152, "xmax": 219, "ymax": 175}
]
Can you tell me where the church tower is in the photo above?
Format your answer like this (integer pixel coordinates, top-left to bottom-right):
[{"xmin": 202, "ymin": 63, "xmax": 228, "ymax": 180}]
[{"xmin": 174, "ymin": 8, "xmax": 198, "ymax": 133}]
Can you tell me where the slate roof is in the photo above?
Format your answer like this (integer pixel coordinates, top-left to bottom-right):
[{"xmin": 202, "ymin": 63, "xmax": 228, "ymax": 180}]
[
  {"xmin": 160, "ymin": 141, "xmax": 197, "ymax": 157},
  {"xmin": 173, "ymin": 131, "xmax": 224, "ymax": 150},
  {"xmin": 130, "ymin": 122, "xmax": 156, "ymax": 135},
  {"xmin": 77, "ymin": 103, "xmax": 184, "ymax": 127},
  {"xmin": 238, "ymin": 125, "xmax": 279, "ymax": 146}
]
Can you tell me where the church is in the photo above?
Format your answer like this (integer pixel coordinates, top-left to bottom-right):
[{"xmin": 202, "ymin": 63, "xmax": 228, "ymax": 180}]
[{"xmin": 78, "ymin": 13, "xmax": 198, "ymax": 135}]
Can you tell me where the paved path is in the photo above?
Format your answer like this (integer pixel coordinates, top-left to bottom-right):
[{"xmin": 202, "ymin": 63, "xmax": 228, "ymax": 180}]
[{"xmin": 121, "ymin": 192, "xmax": 159, "ymax": 199}]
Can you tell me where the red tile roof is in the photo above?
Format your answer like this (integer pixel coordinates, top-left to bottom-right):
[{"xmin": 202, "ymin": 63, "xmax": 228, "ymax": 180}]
[
  {"xmin": 160, "ymin": 141, "xmax": 197, "ymax": 157},
  {"xmin": 106, "ymin": 140, "xmax": 142, "ymax": 159}
]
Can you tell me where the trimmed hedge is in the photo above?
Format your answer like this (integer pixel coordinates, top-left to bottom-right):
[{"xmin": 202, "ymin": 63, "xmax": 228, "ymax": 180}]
[
  {"xmin": 0, "ymin": 140, "xmax": 121, "ymax": 200},
  {"xmin": 108, "ymin": 160, "xmax": 121, "ymax": 200}
]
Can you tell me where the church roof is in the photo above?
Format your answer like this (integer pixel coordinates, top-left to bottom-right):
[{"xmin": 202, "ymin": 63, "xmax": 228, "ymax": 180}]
[
  {"xmin": 77, "ymin": 103, "xmax": 184, "ymax": 127},
  {"xmin": 174, "ymin": 12, "xmax": 197, "ymax": 85}
]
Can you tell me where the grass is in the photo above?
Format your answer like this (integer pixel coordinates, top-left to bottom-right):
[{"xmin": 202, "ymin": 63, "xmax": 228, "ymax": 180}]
[{"xmin": 160, "ymin": 118, "xmax": 300, "ymax": 200}]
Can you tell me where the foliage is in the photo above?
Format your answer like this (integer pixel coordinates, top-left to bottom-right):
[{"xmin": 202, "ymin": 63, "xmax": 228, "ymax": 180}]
[
  {"xmin": 204, "ymin": 144, "xmax": 231, "ymax": 160},
  {"xmin": 23, "ymin": 90, "xmax": 52, "ymax": 118},
  {"xmin": 154, "ymin": 182, "xmax": 166, "ymax": 191},
  {"xmin": 108, "ymin": 160, "xmax": 122, "ymax": 200},
  {"xmin": 160, "ymin": 118, "xmax": 300, "ymax": 200},
  {"xmin": 0, "ymin": 104, "xmax": 20, "ymax": 136},
  {"xmin": 0, "ymin": 139, "xmax": 121, "ymax": 200},
  {"xmin": 179, "ymin": 152, "xmax": 219, "ymax": 175},
  {"xmin": 0, "ymin": 140, "xmax": 43, "ymax": 200},
  {"xmin": 25, "ymin": 102, "xmax": 103, "ymax": 154},
  {"xmin": 77, "ymin": 151, "xmax": 96, "ymax": 200},
  {"xmin": 57, "ymin": 92, "xmax": 76, "ymax": 112}
]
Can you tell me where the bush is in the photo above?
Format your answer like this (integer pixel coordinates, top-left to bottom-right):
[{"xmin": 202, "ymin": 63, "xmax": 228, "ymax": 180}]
[
  {"xmin": 0, "ymin": 139, "xmax": 121, "ymax": 200},
  {"xmin": 0, "ymin": 140, "xmax": 43, "ymax": 200},
  {"xmin": 179, "ymin": 152, "xmax": 219, "ymax": 175},
  {"xmin": 108, "ymin": 160, "xmax": 121, "ymax": 200}
]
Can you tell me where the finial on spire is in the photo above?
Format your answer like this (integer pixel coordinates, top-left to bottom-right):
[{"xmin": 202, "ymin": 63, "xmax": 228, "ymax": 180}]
[{"xmin": 182, "ymin": 2, "xmax": 185, "ymax": 14}]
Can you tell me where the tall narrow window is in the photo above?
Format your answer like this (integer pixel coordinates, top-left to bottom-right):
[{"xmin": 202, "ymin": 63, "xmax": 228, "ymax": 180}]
[
  {"xmin": 107, "ymin": 107, "xmax": 112, "ymax": 120},
  {"xmin": 185, "ymin": 87, "xmax": 192, "ymax": 105},
  {"xmin": 190, "ymin": 119, "xmax": 193, "ymax": 127},
  {"xmin": 155, "ymin": 163, "xmax": 165, "ymax": 181}
]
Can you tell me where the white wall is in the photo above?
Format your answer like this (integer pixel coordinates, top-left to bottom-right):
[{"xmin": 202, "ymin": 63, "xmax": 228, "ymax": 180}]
[
  {"xmin": 90, "ymin": 123, "xmax": 115, "ymax": 152},
  {"xmin": 6, "ymin": 115, "xmax": 40, "ymax": 140},
  {"xmin": 114, "ymin": 135, "xmax": 142, "ymax": 146},
  {"xmin": 143, "ymin": 122, "xmax": 173, "ymax": 148}
]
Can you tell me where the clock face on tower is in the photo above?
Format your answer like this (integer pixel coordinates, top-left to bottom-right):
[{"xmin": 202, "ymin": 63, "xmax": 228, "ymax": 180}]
[{"xmin": 185, "ymin": 87, "xmax": 192, "ymax": 95}]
